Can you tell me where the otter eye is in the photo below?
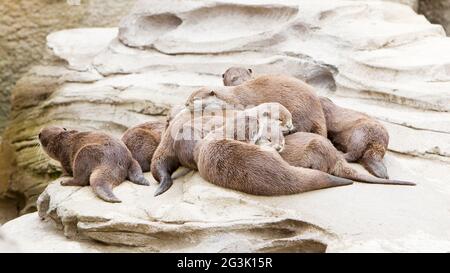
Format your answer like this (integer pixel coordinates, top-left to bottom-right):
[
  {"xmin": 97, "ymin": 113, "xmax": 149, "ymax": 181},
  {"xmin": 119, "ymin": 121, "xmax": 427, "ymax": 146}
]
[
  {"xmin": 63, "ymin": 128, "xmax": 67, "ymax": 131},
  {"xmin": 222, "ymin": 74, "xmax": 225, "ymax": 79},
  {"xmin": 38, "ymin": 132, "xmax": 42, "ymax": 138},
  {"xmin": 248, "ymin": 68, "xmax": 252, "ymax": 73}
]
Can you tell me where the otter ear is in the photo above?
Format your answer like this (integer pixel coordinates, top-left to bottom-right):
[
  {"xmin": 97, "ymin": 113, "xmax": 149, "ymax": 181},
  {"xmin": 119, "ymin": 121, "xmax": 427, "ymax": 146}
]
[
  {"xmin": 248, "ymin": 68, "xmax": 252, "ymax": 74},
  {"xmin": 209, "ymin": 90, "xmax": 215, "ymax": 96},
  {"xmin": 222, "ymin": 74, "xmax": 225, "ymax": 79}
]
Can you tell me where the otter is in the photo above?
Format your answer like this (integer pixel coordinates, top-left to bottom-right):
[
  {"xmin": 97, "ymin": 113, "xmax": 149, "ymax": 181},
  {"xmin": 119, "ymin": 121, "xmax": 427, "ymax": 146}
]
[
  {"xmin": 280, "ymin": 132, "xmax": 415, "ymax": 186},
  {"xmin": 223, "ymin": 67, "xmax": 253, "ymax": 86},
  {"xmin": 320, "ymin": 97, "xmax": 390, "ymax": 179},
  {"xmin": 151, "ymin": 103, "xmax": 293, "ymax": 196},
  {"xmin": 218, "ymin": 68, "xmax": 392, "ymax": 179},
  {"xmin": 121, "ymin": 121, "xmax": 166, "ymax": 172},
  {"xmin": 193, "ymin": 125, "xmax": 353, "ymax": 196},
  {"xmin": 39, "ymin": 126, "xmax": 150, "ymax": 203},
  {"xmin": 186, "ymin": 74, "xmax": 327, "ymax": 137}
]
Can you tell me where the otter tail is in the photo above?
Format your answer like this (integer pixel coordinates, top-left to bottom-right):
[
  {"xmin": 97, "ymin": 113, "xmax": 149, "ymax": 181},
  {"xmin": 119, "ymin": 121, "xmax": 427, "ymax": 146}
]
[
  {"xmin": 128, "ymin": 159, "xmax": 150, "ymax": 186},
  {"xmin": 293, "ymin": 171, "xmax": 354, "ymax": 193},
  {"xmin": 90, "ymin": 169, "xmax": 121, "ymax": 203},
  {"xmin": 197, "ymin": 139, "xmax": 353, "ymax": 196},
  {"xmin": 171, "ymin": 167, "xmax": 192, "ymax": 180},
  {"xmin": 333, "ymin": 160, "xmax": 415, "ymax": 186}
]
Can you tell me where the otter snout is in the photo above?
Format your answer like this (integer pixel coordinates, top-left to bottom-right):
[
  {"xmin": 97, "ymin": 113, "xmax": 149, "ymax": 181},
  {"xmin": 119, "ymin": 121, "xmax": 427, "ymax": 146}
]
[
  {"xmin": 274, "ymin": 144, "xmax": 284, "ymax": 152},
  {"xmin": 282, "ymin": 123, "xmax": 295, "ymax": 135}
]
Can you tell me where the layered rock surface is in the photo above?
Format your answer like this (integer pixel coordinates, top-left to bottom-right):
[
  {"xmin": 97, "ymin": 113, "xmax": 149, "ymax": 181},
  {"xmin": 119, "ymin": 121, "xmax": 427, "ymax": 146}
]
[
  {"xmin": 1, "ymin": 0, "xmax": 450, "ymax": 252},
  {"xmin": 0, "ymin": 0, "xmax": 135, "ymax": 130}
]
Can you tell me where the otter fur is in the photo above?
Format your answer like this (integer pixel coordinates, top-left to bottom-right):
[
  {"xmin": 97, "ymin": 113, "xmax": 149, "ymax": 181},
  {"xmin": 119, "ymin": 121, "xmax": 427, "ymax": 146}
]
[
  {"xmin": 151, "ymin": 103, "xmax": 293, "ymax": 196},
  {"xmin": 121, "ymin": 121, "xmax": 166, "ymax": 172},
  {"xmin": 223, "ymin": 67, "xmax": 253, "ymax": 86},
  {"xmin": 186, "ymin": 74, "xmax": 327, "ymax": 137},
  {"xmin": 193, "ymin": 126, "xmax": 353, "ymax": 196},
  {"xmin": 39, "ymin": 126, "xmax": 150, "ymax": 203},
  {"xmin": 320, "ymin": 97, "xmax": 390, "ymax": 178},
  {"xmin": 280, "ymin": 132, "xmax": 415, "ymax": 186}
]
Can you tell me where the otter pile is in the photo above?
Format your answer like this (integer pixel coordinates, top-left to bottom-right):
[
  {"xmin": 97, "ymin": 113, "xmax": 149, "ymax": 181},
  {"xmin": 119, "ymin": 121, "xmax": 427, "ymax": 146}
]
[{"xmin": 39, "ymin": 71, "xmax": 415, "ymax": 202}]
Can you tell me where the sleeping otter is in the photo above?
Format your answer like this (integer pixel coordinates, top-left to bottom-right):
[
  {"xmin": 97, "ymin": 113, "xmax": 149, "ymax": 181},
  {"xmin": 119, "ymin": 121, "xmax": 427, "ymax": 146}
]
[
  {"xmin": 194, "ymin": 123, "xmax": 353, "ymax": 195},
  {"xmin": 121, "ymin": 121, "xmax": 166, "ymax": 172},
  {"xmin": 186, "ymin": 74, "xmax": 327, "ymax": 137},
  {"xmin": 320, "ymin": 97, "xmax": 391, "ymax": 178},
  {"xmin": 151, "ymin": 103, "xmax": 293, "ymax": 196},
  {"xmin": 280, "ymin": 132, "xmax": 415, "ymax": 186}
]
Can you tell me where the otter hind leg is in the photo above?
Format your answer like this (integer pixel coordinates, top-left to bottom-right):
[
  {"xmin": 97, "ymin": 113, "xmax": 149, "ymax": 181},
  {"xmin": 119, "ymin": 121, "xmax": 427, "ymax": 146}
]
[
  {"xmin": 60, "ymin": 178, "xmax": 88, "ymax": 186},
  {"xmin": 61, "ymin": 148, "xmax": 94, "ymax": 187},
  {"xmin": 128, "ymin": 159, "xmax": 150, "ymax": 186},
  {"xmin": 90, "ymin": 168, "xmax": 121, "ymax": 203}
]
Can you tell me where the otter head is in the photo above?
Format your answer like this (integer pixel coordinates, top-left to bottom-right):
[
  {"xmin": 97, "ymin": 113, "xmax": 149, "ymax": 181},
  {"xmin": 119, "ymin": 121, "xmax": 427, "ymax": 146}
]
[
  {"xmin": 185, "ymin": 87, "xmax": 231, "ymax": 112},
  {"xmin": 248, "ymin": 103, "xmax": 295, "ymax": 135},
  {"xmin": 253, "ymin": 119, "xmax": 285, "ymax": 153},
  {"xmin": 222, "ymin": 67, "xmax": 253, "ymax": 86},
  {"xmin": 38, "ymin": 126, "xmax": 77, "ymax": 161}
]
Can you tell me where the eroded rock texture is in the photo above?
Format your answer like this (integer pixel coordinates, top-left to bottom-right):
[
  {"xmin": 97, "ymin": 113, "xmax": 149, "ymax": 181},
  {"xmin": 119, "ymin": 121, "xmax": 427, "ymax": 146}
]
[
  {"xmin": 0, "ymin": 0, "xmax": 134, "ymax": 130},
  {"xmin": 419, "ymin": 0, "xmax": 450, "ymax": 35},
  {"xmin": 1, "ymin": 0, "xmax": 450, "ymax": 252}
]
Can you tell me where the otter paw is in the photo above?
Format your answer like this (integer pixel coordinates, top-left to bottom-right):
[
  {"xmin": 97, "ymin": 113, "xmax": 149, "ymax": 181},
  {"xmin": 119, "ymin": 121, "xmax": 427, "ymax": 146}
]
[
  {"xmin": 135, "ymin": 177, "xmax": 151, "ymax": 186},
  {"xmin": 60, "ymin": 178, "xmax": 82, "ymax": 186}
]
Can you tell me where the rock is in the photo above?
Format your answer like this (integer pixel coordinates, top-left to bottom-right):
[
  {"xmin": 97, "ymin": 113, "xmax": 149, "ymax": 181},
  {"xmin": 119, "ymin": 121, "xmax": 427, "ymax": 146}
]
[
  {"xmin": 419, "ymin": 0, "xmax": 450, "ymax": 35},
  {"xmin": 0, "ymin": 198, "xmax": 18, "ymax": 225},
  {"xmin": 0, "ymin": 0, "xmax": 135, "ymax": 130},
  {"xmin": 0, "ymin": 229, "xmax": 19, "ymax": 253},
  {"xmin": 2, "ymin": 154, "xmax": 450, "ymax": 252},
  {"xmin": 1, "ymin": 0, "xmax": 450, "ymax": 251},
  {"xmin": 30, "ymin": 173, "xmax": 330, "ymax": 252}
]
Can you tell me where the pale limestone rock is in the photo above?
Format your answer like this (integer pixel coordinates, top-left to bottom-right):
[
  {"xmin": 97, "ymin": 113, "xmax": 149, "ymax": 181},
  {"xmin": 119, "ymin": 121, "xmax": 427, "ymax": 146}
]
[
  {"xmin": 0, "ymin": 0, "xmax": 135, "ymax": 129},
  {"xmin": 2, "ymin": 153, "xmax": 450, "ymax": 252},
  {"xmin": 0, "ymin": 230, "xmax": 19, "ymax": 253},
  {"xmin": 29, "ymin": 173, "xmax": 331, "ymax": 252},
  {"xmin": 1, "ymin": 0, "xmax": 450, "ymax": 252}
]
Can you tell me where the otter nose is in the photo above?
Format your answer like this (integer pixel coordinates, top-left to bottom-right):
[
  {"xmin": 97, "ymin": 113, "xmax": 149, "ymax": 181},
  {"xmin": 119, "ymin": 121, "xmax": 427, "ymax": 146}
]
[{"xmin": 275, "ymin": 145, "xmax": 283, "ymax": 152}]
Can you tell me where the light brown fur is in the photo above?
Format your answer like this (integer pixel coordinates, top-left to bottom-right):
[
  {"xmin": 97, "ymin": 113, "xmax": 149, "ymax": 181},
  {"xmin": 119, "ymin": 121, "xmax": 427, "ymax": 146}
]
[
  {"xmin": 151, "ymin": 103, "xmax": 292, "ymax": 196},
  {"xmin": 223, "ymin": 67, "xmax": 253, "ymax": 86},
  {"xmin": 280, "ymin": 132, "xmax": 415, "ymax": 186},
  {"xmin": 194, "ymin": 127, "xmax": 353, "ymax": 196},
  {"xmin": 186, "ymin": 74, "xmax": 327, "ymax": 137},
  {"xmin": 320, "ymin": 97, "xmax": 390, "ymax": 178},
  {"xmin": 39, "ymin": 126, "xmax": 149, "ymax": 203},
  {"xmin": 121, "ymin": 121, "xmax": 166, "ymax": 172}
]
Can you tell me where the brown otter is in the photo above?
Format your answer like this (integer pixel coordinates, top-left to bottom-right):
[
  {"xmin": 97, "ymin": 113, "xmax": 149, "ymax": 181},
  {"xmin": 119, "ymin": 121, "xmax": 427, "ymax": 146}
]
[
  {"xmin": 218, "ymin": 68, "xmax": 392, "ymax": 179},
  {"xmin": 39, "ymin": 126, "xmax": 150, "ymax": 203},
  {"xmin": 193, "ymin": 125, "xmax": 353, "ymax": 196},
  {"xmin": 186, "ymin": 74, "xmax": 327, "ymax": 137},
  {"xmin": 280, "ymin": 132, "xmax": 415, "ymax": 186},
  {"xmin": 320, "ymin": 97, "xmax": 390, "ymax": 179},
  {"xmin": 151, "ymin": 103, "xmax": 293, "ymax": 196},
  {"xmin": 121, "ymin": 121, "xmax": 166, "ymax": 172},
  {"xmin": 223, "ymin": 67, "xmax": 253, "ymax": 86}
]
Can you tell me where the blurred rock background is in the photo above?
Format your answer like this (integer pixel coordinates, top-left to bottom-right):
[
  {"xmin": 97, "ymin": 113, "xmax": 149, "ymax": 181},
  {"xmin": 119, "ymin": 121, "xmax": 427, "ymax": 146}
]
[
  {"xmin": 0, "ymin": 0, "xmax": 134, "ymax": 223},
  {"xmin": 0, "ymin": 0, "xmax": 134, "ymax": 132}
]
